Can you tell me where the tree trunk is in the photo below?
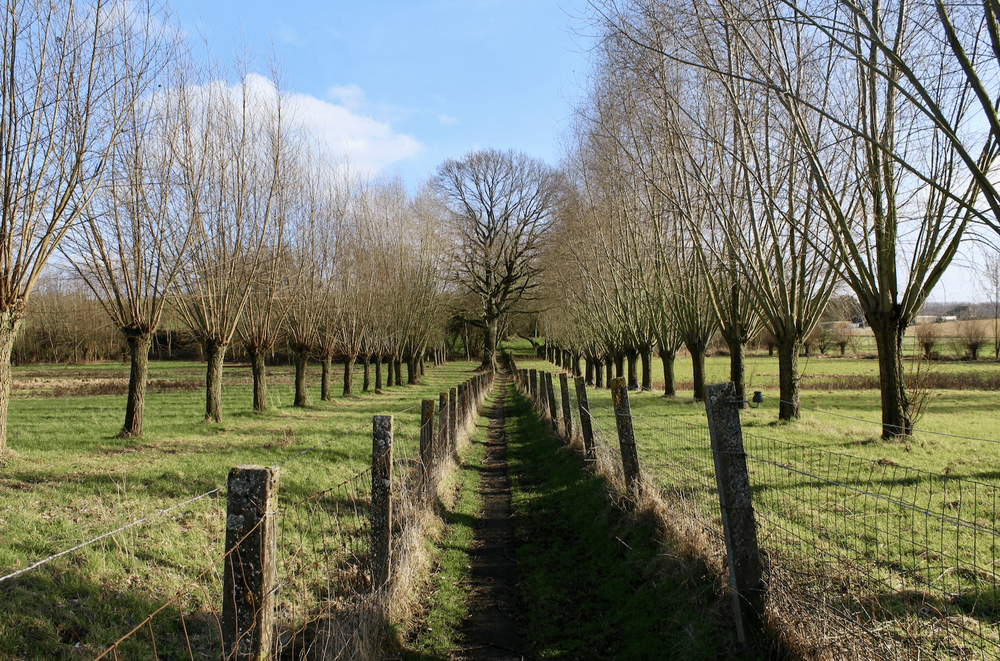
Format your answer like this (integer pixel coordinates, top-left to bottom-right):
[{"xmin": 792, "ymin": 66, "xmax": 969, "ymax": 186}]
[
  {"xmin": 573, "ymin": 353, "xmax": 582, "ymax": 377},
  {"xmin": 585, "ymin": 358, "xmax": 594, "ymax": 384},
  {"xmin": 407, "ymin": 356, "xmax": 418, "ymax": 384},
  {"xmin": 204, "ymin": 338, "xmax": 226, "ymax": 423},
  {"xmin": 320, "ymin": 355, "xmax": 332, "ymax": 401},
  {"xmin": 868, "ymin": 312, "xmax": 912, "ymax": 438},
  {"xmin": 594, "ymin": 358, "xmax": 603, "ymax": 388},
  {"xmin": 0, "ymin": 310, "xmax": 19, "ymax": 450},
  {"xmin": 776, "ymin": 335, "xmax": 801, "ymax": 421},
  {"xmin": 363, "ymin": 354, "xmax": 371, "ymax": 392},
  {"xmin": 393, "ymin": 358, "xmax": 402, "ymax": 386},
  {"xmin": 686, "ymin": 340, "xmax": 707, "ymax": 400},
  {"xmin": 725, "ymin": 333, "xmax": 747, "ymax": 408},
  {"xmin": 121, "ymin": 331, "xmax": 153, "ymax": 436},
  {"xmin": 375, "ymin": 355, "xmax": 383, "ymax": 391},
  {"xmin": 248, "ymin": 345, "xmax": 267, "ymax": 414},
  {"xmin": 294, "ymin": 350, "xmax": 308, "ymax": 407},
  {"xmin": 626, "ymin": 348, "xmax": 639, "ymax": 390},
  {"xmin": 482, "ymin": 317, "xmax": 498, "ymax": 372},
  {"xmin": 640, "ymin": 347, "xmax": 652, "ymax": 391},
  {"xmin": 614, "ymin": 353, "xmax": 624, "ymax": 379},
  {"xmin": 605, "ymin": 357, "xmax": 613, "ymax": 388},
  {"xmin": 659, "ymin": 347, "xmax": 676, "ymax": 397},
  {"xmin": 419, "ymin": 356, "xmax": 425, "ymax": 376},
  {"xmin": 343, "ymin": 354, "xmax": 354, "ymax": 396}
]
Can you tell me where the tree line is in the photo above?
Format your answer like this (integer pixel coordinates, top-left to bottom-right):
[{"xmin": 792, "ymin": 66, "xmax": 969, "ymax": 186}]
[{"xmin": 538, "ymin": 0, "xmax": 1000, "ymax": 439}]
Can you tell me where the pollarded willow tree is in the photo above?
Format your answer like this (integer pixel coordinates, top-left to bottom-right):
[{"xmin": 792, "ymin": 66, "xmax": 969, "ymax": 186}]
[
  {"xmin": 62, "ymin": 44, "xmax": 191, "ymax": 438},
  {"xmin": 171, "ymin": 66, "xmax": 290, "ymax": 424},
  {"xmin": 0, "ymin": 0, "xmax": 172, "ymax": 449},
  {"xmin": 434, "ymin": 149, "xmax": 564, "ymax": 372}
]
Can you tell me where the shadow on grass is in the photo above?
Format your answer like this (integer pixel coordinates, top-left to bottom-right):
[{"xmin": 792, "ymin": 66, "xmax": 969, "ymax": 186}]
[{"xmin": 504, "ymin": 388, "xmax": 753, "ymax": 661}]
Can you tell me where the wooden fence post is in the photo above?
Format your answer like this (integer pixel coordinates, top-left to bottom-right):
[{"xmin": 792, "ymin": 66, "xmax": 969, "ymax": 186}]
[
  {"xmin": 704, "ymin": 382, "xmax": 764, "ymax": 645},
  {"xmin": 575, "ymin": 377, "xmax": 595, "ymax": 460},
  {"xmin": 529, "ymin": 369, "xmax": 538, "ymax": 404},
  {"xmin": 222, "ymin": 465, "xmax": 278, "ymax": 661},
  {"xmin": 449, "ymin": 387, "xmax": 458, "ymax": 453},
  {"xmin": 559, "ymin": 373, "xmax": 572, "ymax": 437},
  {"xmin": 370, "ymin": 415, "xmax": 393, "ymax": 590},
  {"xmin": 610, "ymin": 377, "xmax": 641, "ymax": 498},
  {"xmin": 420, "ymin": 400, "xmax": 434, "ymax": 502},
  {"xmin": 546, "ymin": 373, "xmax": 558, "ymax": 428}
]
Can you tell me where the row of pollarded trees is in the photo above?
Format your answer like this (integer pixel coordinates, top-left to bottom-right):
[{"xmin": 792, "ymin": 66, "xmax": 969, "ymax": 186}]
[
  {"xmin": 16, "ymin": 27, "xmax": 450, "ymax": 441},
  {"xmin": 543, "ymin": 0, "xmax": 996, "ymax": 438},
  {"xmin": 61, "ymin": 60, "xmax": 450, "ymax": 436}
]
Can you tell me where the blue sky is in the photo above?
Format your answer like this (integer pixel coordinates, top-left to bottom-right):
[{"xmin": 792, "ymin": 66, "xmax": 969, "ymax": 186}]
[
  {"xmin": 165, "ymin": 0, "xmax": 986, "ymax": 303},
  {"xmin": 169, "ymin": 0, "xmax": 591, "ymax": 186}
]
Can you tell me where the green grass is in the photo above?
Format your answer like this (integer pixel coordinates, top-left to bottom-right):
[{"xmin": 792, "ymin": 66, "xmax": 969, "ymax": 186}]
[
  {"xmin": 515, "ymin": 356, "xmax": 1000, "ymax": 658},
  {"xmin": 0, "ymin": 359, "xmax": 482, "ymax": 660},
  {"xmin": 504, "ymin": 386, "xmax": 749, "ymax": 660},
  {"xmin": 402, "ymin": 390, "xmax": 493, "ymax": 659}
]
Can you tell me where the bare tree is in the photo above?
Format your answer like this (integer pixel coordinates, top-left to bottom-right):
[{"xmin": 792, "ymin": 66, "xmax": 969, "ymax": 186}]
[
  {"xmin": 171, "ymin": 65, "xmax": 289, "ymax": 423},
  {"xmin": 0, "ymin": 0, "xmax": 171, "ymax": 449},
  {"xmin": 434, "ymin": 149, "xmax": 563, "ymax": 372},
  {"xmin": 63, "ymin": 45, "xmax": 190, "ymax": 437},
  {"xmin": 980, "ymin": 254, "xmax": 1000, "ymax": 359}
]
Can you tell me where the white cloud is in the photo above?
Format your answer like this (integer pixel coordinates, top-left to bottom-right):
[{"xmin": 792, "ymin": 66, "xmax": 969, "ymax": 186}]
[
  {"xmin": 277, "ymin": 25, "xmax": 305, "ymax": 47},
  {"xmin": 289, "ymin": 87, "xmax": 423, "ymax": 172},
  {"xmin": 439, "ymin": 114, "xmax": 458, "ymax": 125},
  {"xmin": 328, "ymin": 84, "xmax": 367, "ymax": 112}
]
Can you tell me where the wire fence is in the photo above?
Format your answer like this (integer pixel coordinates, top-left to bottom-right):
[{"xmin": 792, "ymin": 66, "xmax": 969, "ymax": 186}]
[
  {"xmin": 522, "ymin": 361, "xmax": 1000, "ymax": 661},
  {"xmin": 0, "ymin": 371, "xmax": 492, "ymax": 661}
]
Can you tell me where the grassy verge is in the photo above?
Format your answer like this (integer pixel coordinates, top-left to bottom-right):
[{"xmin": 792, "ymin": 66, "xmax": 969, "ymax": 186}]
[
  {"xmin": 504, "ymin": 385, "xmax": 749, "ymax": 660},
  {"xmin": 401, "ymin": 392, "xmax": 493, "ymax": 659}
]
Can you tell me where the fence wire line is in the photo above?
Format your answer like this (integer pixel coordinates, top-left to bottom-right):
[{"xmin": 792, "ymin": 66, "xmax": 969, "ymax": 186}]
[
  {"xmin": 0, "ymin": 400, "xmax": 421, "ymax": 588},
  {"xmin": 779, "ymin": 398, "xmax": 1000, "ymax": 446},
  {"xmin": 271, "ymin": 400, "xmax": 423, "ymax": 469},
  {"xmin": 0, "ymin": 486, "xmax": 223, "ymax": 586}
]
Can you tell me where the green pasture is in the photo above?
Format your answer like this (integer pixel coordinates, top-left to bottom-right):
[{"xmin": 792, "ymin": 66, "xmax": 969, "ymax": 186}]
[
  {"xmin": 0, "ymin": 359, "xmax": 481, "ymax": 660},
  {"xmin": 515, "ymin": 355, "xmax": 1000, "ymax": 658}
]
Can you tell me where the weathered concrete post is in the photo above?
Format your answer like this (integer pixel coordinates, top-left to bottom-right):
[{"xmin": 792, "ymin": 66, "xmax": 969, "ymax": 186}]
[
  {"xmin": 370, "ymin": 415, "xmax": 394, "ymax": 590},
  {"xmin": 438, "ymin": 392, "xmax": 448, "ymax": 463},
  {"xmin": 704, "ymin": 382, "xmax": 764, "ymax": 645},
  {"xmin": 222, "ymin": 465, "xmax": 279, "ymax": 661},
  {"xmin": 449, "ymin": 387, "xmax": 458, "ymax": 453},
  {"xmin": 559, "ymin": 373, "xmax": 573, "ymax": 437},
  {"xmin": 610, "ymin": 377, "xmax": 641, "ymax": 498},
  {"xmin": 575, "ymin": 377, "xmax": 595, "ymax": 460},
  {"xmin": 546, "ymin": 373, "xmax": 558, "ymax": 428},
  {"xmin": 420, "ymin": 400, "xmax": 434, "ymax": 502}
]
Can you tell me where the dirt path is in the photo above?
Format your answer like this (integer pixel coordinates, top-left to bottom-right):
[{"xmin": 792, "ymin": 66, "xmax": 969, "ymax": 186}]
[{"xmin": 455, "ymin": 378, "xmax": 525, "ymax": 661}]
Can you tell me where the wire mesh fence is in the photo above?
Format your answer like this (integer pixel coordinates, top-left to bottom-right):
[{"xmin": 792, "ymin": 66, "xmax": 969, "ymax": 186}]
[{"xmin": 519, "ymin": 361, "xmax": 1000, "ymax": 660}]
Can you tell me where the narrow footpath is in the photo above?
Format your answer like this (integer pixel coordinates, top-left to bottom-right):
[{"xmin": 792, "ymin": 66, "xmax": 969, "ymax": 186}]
[{"xmin": 455, "ymin": 376, "xmax": 526, "ymax": 660}]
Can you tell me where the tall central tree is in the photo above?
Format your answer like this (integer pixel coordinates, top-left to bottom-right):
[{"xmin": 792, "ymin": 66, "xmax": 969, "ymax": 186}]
[{"xmin": 433, "ymin": 149, "xmax": 563, "ymax": 372}]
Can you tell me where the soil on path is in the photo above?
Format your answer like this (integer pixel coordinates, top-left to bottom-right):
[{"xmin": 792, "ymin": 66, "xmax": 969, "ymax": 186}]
[{"xmin": 455, "ymin": 378, "xmax": 526, "ymax": 661}]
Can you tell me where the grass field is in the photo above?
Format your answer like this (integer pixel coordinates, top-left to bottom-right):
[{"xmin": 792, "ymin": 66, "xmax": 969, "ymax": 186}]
[
  {"xmin": 512, "ymin": 352, "xmax": 1000, "ymax": 659},
  {"xmin": 0, "ymin": 359, "xmax": 481, "ymax": 660}
]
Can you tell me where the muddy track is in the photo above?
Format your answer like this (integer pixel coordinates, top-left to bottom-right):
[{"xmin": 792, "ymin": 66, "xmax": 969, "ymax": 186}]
[{"xmin": 455, "ymin": 377, "xmax": 525, "ymax": 661}]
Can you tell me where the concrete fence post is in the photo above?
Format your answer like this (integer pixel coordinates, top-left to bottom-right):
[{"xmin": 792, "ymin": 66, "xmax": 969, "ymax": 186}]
[
  {"xmin": 575, "ymin": 377, "xmax": 595, "ymax": 460},
  {"xmin": 370, "ymin": 415, "xmax": 393, "ymax": 590},
  {"xmin": 420, "ymin": 400, "xmax": 434, "ymax": 503},
  {"xmin": 222, "ymin": 465, "xmax": 279, "ymax": 661},
  {"xmin": 610, "ymin": 377, "xmax": 641, "ymax": 498},
  {"xmin": 438, "ymin": 392, "xmax": 448, "ymax": 464},
  {"xmin": 704, "ymin": 382, "xmax": 764, "ymax": 645},
  {"xmin": 559, "ymin": 373, "xmax": 572, "ymax": 437},
  {"xmin": 546, "ymin": 373, "xmax": 558, "ymax": 429},
  {"xmin": 449, "ymin": 387, "xmax": 458, "ymax": 453}
]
